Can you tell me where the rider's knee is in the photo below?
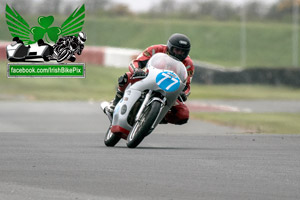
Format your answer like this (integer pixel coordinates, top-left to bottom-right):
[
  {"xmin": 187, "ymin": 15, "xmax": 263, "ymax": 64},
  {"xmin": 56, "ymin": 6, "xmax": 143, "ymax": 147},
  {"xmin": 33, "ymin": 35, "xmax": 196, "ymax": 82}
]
[{"xmin": 166, "ymin": 104, "xmax": 190, "ymax": 125}]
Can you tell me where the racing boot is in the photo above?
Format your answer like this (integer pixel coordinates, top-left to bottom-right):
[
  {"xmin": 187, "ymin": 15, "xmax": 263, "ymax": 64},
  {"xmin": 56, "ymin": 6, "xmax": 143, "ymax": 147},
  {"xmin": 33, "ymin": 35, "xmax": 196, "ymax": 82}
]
[{"xmin": 106, "ymin": 89, "xmax": 124, "ymax": 115}]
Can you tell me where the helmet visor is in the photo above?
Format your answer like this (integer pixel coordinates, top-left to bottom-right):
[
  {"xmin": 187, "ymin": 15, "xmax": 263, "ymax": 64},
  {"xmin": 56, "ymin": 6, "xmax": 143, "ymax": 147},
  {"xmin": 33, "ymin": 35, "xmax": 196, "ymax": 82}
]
[
  {"xmin": 169, "ymin": 46, "xmax": 189, "ymax": 61},
  {"xmin": 172, "ymin": 47, "xmax": 186, "ymax": 56}
]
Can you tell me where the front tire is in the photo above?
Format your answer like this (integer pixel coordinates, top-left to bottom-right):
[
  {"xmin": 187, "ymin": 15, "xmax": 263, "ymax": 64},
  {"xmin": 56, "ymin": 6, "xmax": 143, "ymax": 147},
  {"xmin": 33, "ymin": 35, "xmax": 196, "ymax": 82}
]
[
  {"xmin": 57, "ymin": 49, "xmax": 70, "ymax": 62},
  {"xmin": 126, "ymin": 101, "xmax": 161, "ymax": 148},
  {"xmin": 104, "ymin": 126, "xmax": 121, "ymax": 147}
]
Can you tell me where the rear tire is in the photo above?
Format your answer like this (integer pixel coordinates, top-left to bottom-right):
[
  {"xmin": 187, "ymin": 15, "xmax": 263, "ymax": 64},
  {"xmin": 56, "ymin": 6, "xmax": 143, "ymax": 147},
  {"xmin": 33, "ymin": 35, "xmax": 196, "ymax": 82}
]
[
  {"xmin": 126, "ymin": 101, "xmax": 161, "ymax": 148},
  {"xmin": 104, "ymin": 126, "xmax": 121, "ymax": 147}
]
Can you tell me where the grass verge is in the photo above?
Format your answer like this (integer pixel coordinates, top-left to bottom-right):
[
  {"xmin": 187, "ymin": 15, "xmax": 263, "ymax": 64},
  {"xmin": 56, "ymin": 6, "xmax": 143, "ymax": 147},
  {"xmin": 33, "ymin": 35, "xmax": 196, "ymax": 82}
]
[
  {"xmin": 0, "ymin": 63, "xmax": 127, "ymax": 101},
  {"xmin": 1, "ymin": 16, "xmax": 299, "ymax": 67},
  {"xmin": 191, "ymin": 112, "xmax": 300, "ymax": 134},
  {"xmin": 2, "ymin": 64, "xmax": 300, "ymax": 101},
  {"xmin": 2, "ymin": 63, "xmax": 300, "ymax": 134},
  {"xmin": 190, "ymin": 84, "xmax": 300, "ymax": 100}
]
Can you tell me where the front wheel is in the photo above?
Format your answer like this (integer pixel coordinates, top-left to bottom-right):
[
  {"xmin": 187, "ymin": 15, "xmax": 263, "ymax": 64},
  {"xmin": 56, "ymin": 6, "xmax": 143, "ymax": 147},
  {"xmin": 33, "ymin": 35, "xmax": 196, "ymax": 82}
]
[
  {"xmin": 104, "ymin": 126, "xmax": 121, "ymax": 147},
  {"xmin": 57, "ymin": 49, "xmax": 71, "ymax": 62},
  {"xmin": 126, "ymin": 101, "xmax": 161, "ymax": 148}
]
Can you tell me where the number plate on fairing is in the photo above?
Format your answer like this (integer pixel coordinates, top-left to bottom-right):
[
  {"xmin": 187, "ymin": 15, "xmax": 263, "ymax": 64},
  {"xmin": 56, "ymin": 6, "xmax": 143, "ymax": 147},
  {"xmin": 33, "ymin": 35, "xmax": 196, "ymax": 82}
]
[{"xmin": 156, "ymin": 71, "xmax": 180, "ymax": 92}]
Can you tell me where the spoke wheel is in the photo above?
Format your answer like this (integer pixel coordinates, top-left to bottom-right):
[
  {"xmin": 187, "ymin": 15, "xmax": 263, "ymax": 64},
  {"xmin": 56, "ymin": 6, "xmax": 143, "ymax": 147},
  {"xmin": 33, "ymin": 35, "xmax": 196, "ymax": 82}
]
[
  {"xmin": 57, "ymin": 49, "xmax": 70, "ymax": 62},
  {"xmin": 126, "ymin": 101, "xmax": 161, "ymax": 148}
]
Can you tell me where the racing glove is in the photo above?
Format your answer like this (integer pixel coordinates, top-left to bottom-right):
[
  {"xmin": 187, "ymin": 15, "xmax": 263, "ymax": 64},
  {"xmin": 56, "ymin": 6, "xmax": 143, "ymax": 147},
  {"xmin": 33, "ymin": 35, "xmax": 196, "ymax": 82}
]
[
  {"xmin": 178, "ymin": 92, "xmax": 187, "ymax": 102},
  {"xmin": 132, "ymin": 68, "xmax": 146, "ymax": 77}
]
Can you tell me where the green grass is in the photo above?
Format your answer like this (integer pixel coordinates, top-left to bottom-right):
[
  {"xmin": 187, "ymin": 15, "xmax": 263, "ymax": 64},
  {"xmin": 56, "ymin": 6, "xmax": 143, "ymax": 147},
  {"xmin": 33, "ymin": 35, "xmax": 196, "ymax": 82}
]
[
  {"xmin": 0, "ymin": 63, "xmax": 127, "ymax": 101},
  {"xmin": 190, "ymin": 84, "xmax": 300, "ymax": 100},
  {"xmin": 66, "ymin": 18, "xmax": 300, "ymax": 67},
  {"xmin": 0, "ymin": 16, "xmax": 299, "ymax": 67},
  {"xmin": 2, "ymin": 62, "xmax": 300, "ymax": 134},
  {"xmin": 2, "ymin": 63, "xmax": 300, "ymax": 101},
  {"xmin": 191, "ymin": 112, "xmax": 300, "ymax": 134}
]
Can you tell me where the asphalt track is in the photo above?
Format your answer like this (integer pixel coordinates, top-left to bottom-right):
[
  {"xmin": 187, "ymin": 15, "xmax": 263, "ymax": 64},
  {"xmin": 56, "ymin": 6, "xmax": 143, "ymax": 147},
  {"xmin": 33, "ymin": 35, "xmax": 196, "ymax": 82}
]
[{"xmin": 0, "ymin": 102, "xmax": 300, "ymax": 200}]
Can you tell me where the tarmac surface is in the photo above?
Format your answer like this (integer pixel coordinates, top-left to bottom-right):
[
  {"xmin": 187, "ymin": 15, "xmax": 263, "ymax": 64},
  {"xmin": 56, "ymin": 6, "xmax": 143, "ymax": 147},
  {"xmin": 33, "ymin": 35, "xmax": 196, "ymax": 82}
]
[{"xmin": 0, "ymin": 101, "xmax": 299, "ymax": 200}]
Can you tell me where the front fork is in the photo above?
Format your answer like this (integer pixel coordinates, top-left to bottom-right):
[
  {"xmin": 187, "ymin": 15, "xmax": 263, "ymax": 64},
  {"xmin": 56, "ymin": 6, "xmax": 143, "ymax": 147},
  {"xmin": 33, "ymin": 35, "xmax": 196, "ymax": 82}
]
[
  {"xmin": 135, "ymin": 90, "xmax": 166, "ymax": 130},
  {"xmin": 149, "ymin": 97, "xmax": 166, "ymax": 130},
  {"xmin": 135, "ymin": 90, "xmax": 152, "ymax": 122}
]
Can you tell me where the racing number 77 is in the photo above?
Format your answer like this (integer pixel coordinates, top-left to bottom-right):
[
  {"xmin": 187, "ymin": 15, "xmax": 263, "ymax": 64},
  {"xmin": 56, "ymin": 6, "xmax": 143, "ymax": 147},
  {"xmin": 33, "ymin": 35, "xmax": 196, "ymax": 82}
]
[{"xmin": 157, "ymin": 72, "xmax": 179, "ymax": 90}]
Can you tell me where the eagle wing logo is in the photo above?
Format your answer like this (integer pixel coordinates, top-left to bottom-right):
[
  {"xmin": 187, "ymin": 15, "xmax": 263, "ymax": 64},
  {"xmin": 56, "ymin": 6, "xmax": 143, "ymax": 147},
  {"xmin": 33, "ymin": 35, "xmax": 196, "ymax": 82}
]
[{"xmin": 5, "ymin": 4, "xmax": 85, "ymax": 45}]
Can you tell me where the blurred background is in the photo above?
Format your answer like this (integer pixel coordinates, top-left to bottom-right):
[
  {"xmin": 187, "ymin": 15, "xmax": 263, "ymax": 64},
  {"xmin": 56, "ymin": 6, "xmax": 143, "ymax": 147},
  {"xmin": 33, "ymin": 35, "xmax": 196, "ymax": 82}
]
[
  {"xmin": 1, "ymin": 0, "xmax": 300, "ymax": 133},
  {"xmin": 0, "ymin": 0, "xmax": 299, "ymax": 67}
]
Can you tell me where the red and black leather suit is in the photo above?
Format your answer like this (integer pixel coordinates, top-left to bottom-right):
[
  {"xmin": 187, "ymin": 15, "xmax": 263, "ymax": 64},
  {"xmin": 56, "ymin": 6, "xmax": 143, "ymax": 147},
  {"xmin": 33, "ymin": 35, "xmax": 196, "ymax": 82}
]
[{"xmin": 117, "ymin": 44, "xmax": 195, "ymax": 125}]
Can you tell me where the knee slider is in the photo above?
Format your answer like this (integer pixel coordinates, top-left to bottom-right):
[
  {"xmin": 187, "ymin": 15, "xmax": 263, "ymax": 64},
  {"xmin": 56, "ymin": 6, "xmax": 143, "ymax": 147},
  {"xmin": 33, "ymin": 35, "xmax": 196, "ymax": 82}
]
[{"xmin": 175, "ymin": 118, "xmax": 189, "ymax": 125}]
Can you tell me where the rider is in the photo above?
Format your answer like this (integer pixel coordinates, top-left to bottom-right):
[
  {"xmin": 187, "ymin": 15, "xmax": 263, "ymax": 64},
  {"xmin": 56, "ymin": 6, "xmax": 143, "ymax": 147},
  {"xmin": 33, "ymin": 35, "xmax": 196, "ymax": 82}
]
[
  {"xmin": 107, "ymin": 33, "xmax": 194, "ymax": 125},
  {"xmin": 53, "ymin": 32, "xmax": 87, "ymax": 62}
]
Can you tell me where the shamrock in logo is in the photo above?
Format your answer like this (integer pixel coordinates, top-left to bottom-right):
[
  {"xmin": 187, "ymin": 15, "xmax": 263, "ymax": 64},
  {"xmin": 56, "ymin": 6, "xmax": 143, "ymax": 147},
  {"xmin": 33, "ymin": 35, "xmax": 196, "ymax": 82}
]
[
  {"xmin": 31, "ymin": 16, "xmax": 61, "ymax": 43},
  {"xmin": 6, "ymin": 4, "xmax": 85, "ymax": 45}
]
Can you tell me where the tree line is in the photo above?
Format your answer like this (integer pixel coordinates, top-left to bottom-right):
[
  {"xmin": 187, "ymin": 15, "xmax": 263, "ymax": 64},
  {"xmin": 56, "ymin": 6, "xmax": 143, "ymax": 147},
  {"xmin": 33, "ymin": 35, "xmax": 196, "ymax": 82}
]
[
  {"xmin": 144, "ymin": 0, "xmax": 300, "ymax": 22},
  {"xmin": 2, "ymin": 0, "xmax": 300, "ymax": 22}
]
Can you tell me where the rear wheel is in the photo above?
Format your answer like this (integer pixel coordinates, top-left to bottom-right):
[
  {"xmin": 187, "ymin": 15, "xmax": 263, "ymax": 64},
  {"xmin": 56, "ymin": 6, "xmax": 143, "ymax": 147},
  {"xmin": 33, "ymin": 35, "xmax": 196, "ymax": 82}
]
[
  {"xmin": 104, "ymin": 126, "xmax": 121, "ymax": 147},
  {"xmin": 126, "ymin": 101, "xmax": 161, "ymax": 148}
]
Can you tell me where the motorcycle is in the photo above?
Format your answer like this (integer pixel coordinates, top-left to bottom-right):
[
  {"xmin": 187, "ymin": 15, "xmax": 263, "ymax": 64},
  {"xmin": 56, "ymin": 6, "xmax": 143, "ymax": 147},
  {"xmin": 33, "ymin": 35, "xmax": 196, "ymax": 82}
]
[
  {"xmin": 101, "ymin": 53, "xmax": 188, "ymax": 148},
  {"xmin": 6, "ymin": 38, "xmax": 52, "ymax": 62},
  {"xmin": 53, "ymin": 38, "xmax": 83, "ymax": 62}
]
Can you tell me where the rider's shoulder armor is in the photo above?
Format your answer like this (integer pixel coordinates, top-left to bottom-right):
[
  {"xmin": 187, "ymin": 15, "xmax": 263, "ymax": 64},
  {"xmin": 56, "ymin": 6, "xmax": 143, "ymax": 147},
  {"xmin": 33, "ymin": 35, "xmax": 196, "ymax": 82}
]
[{"xmin": 145, "ymin": 45, "xmax": 168, "ymax": 57}]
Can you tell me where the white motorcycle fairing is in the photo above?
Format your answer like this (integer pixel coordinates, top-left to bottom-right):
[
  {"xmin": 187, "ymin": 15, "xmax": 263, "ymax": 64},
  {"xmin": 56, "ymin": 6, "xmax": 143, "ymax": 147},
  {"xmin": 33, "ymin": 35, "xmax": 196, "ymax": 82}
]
[{"xmin": 103, "ymin": 53, "xmax": 188, "ymax": 148}]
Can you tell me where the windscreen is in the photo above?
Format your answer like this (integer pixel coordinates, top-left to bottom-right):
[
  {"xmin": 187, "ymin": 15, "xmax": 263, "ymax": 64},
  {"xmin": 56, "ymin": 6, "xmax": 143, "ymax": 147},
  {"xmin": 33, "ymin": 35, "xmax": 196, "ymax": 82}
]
[{"xmin": 147, "ymin": 53, "xmax": 188, "ymax": 82}]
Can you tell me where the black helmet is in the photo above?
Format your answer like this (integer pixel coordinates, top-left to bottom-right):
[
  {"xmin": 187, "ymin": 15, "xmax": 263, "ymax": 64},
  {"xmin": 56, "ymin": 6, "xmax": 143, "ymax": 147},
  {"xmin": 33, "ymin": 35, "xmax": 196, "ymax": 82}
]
[{"xmin": 167, "ymin": 33, "xmax": 191, "ymax": 61}]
